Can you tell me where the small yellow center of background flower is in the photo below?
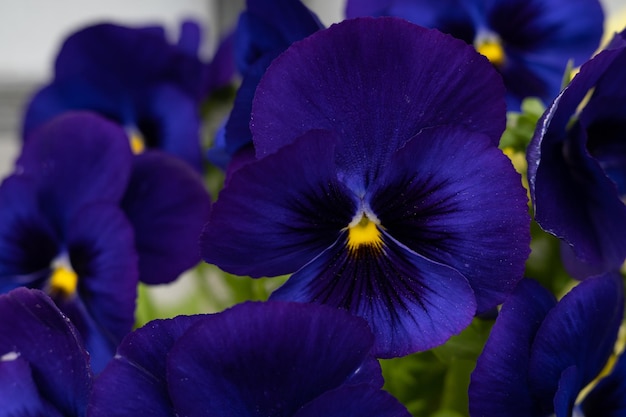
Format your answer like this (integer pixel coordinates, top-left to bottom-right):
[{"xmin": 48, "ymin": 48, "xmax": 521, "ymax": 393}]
[
  {"xmin": 129, "ymin": 131, "xmax": 145, "ymax": 154},
  {"xmin": 347, "ymin": 215, "xmax": 383, "ymax": 251},
  {"xmin": 49, "ymin": 264, "xmax": 78, "ymax": 297},
  {"xmin": 476, "ymin": 38, "xmax": 505, "ymax": 67}
]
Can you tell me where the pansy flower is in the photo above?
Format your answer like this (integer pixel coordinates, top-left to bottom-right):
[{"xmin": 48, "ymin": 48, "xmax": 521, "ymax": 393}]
[
  {"xmin": 207, "ymin": 0, "xmax": 323, "ymax": 172},
  {"xmin": 469, "ymin": 274, "xmax": 624, "ymax": 416},
  {"xmin": 22, "ymin": 20, "xmax": 229, "ymax": 171},
  {"xmin": 346, "ymin": 0, "xmax": 604, "ymax": 110},
  {"xmin": 0, "ymin": 112, "xmax": 211, "ymax": 372},
  {"xmin": 201, "ymin": 17, "xmax": 530, "ymax": 357},
  {"xmin": 88, "ymin": 301, "xmax": 410, "ymax": 417},
  {"xmin": 527, "ymin": 29, "xmax": 626, "ymax": 278},
  {"xmin": 0, "ymin": 288, "xmax": 92, "ymax": 417}
]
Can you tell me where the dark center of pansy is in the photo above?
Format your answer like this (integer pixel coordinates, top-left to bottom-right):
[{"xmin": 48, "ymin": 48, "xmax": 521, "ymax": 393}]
[
  {"xmin": 48, "ymin": 255, "xmax": 78, "ymax": 298},
  {"xmin": 586, "ymin": 119, "xmax": 626, "ymax": 199},
  {"xmin": 474, "ymin": 32, "xmax": 505, "ymax": 68},
  {"xmin": 347, "ymin": 213, "xmax": 383, "ymax": 252}
]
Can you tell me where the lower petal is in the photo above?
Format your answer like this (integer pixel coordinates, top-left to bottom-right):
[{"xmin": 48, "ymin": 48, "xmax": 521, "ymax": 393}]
[{"xmin": 271, "ymin": 231, "xmax": 477, "ymax": 358}]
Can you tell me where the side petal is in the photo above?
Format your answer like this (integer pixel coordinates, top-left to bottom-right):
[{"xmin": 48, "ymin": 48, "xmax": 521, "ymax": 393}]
[
  {"xmin": 272, "ymin": 231, "xmax": 477, "ymax": 358},
  {"xmin": 0, "ymin": 175, "xmax": 58, "ymax": 293},
  {"xmin": 0, "ymin": 288, "xmax": 92, "ymax": 417},
  {"xmin": 88, "ymin": 315, "xmax": 202, "ymax": 417},
  {"xmin": 469, "ymin": 279, "xmax": 557, "ymax": 417},
  {"xmin": 528, "ymin": 274, "xmax": 624, "ymax": 409},
  {"xmin": 65, "ymin": 203, "xmax": 139, "ymax": 372},
  {"xmin": 17, "ymin": 111, "xmax": 133, "ymax": 229},
  {"xmin": 201, "ymin": 130, "xmax": 356, "ymax": 277},
  {"xmin": 167, "ymin": 301, "xmax": 380, "ymax": 417},
  {"xmin": 251, "ymin": 17, "xmax": 506, "ymax": 169},
  {"xmin": 121, "ymin": 151, "xmax": 211, "ymax": 285},
  {"xmin": 370, "ymin": 125, "xmax": 530, "ymax": 312}
]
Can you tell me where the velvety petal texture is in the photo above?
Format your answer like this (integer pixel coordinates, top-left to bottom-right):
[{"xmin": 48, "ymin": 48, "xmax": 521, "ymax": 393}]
[
  {"xmin": 22, "ymin": 21, "xmax": 211, "ymax": 170},
  {"xmin": 203, "ymin": 17, "xmax": 528, "ymax": 357},
  {"xmin": 88, "ymin": 302, "xmax": 399, "ymax": 417},
  {"xmin": 0, "ymin": 288, "xmax": 92, "ymax": 417},
  {"xmin": 469, "ymin": 274, "xmax": 624, "ymax": 417},
  {"xmin": 346, "ymin": 0, "xmax": 604, "ymax": 110},
  {"xmin": 527, "ymin": 30, "xmax": 626, "ymax": 278}
]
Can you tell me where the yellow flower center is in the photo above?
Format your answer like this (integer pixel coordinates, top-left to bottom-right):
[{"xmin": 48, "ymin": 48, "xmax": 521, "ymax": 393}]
[
  {"xmin": 475, "ymin": 38, "xmax": 505, "ymax": 67},
  {"xmin": 49, "ymin": 264, "xmax": 78, "ymax": 297},
  {"xmin": 129, "ymin": 131, "xmax": 145, "ymax": 154},
  {"xmin": 347, "ymin": 215, "xmax": 383, "ymax": 251}
]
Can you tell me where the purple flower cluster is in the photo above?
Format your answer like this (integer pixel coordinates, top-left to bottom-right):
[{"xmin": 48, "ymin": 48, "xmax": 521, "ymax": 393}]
[{"xmin": 1, "ymin": 0, "xmax": 624, "ymax": 416}]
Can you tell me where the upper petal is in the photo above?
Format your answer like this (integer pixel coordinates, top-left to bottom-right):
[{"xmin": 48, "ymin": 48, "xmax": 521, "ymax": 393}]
[
  {"xmin": 251, "ymin": 16, "xmax": 506, "ymax": 176},
  {"xmin": 167, "ymin": 301, "xmax": 380, "ymax": 416}
]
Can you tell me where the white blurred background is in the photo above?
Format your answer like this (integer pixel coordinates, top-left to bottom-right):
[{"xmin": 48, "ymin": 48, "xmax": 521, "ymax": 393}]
[{"xmin": 0, "ymin": 0, "xmax": 624, "ymax": 177}]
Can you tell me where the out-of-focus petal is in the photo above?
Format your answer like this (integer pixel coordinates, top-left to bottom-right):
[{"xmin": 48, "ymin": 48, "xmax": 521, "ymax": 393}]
[
  {"xmin": 121, "ymin": 151, "xmax": 211, "ymax": 285},
  {"xmin": 16, "ymin": 112, "xmax": 132, "ymax": 229}
]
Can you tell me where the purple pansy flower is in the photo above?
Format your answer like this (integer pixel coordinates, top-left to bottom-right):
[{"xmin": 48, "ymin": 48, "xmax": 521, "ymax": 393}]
[
  {"xmin": 88, "ymin": 301, "xmax": 410, "ymax": 417},
  {"xmin": 22, "ymin": 20, "xmax": 230, "ymax": 171},
  {"xmin": 469, "ymin": 274, "xmax": 624, "ymax": 417},
  {"xmin": 0, "ymin": 288, "xmax": 92, "ymax": 417},
  {"xmin": 0, "ymin": 112, "xmax": 210, "ymax": 372},
  {"xmin": 346, "ymin": 0, "xmax": 604, "ymax": 110},
  {"xmin": 207, "ymin": 0, "xmax": 323, "ymax": 172},
  {"xmin": 201, "ymin": 17, "xmax": 530, "ymax": 357},
  {"xmin": 527, "ymin": 30, "xmax": 626, "ymax": 279}
]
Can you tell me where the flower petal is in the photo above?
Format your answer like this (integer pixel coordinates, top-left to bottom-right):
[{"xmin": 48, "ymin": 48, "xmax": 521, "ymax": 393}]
[
  {"xmin": 581, "ymin": 351, "xmax": 626, "ymax": 416},
  {"xmin": 251, "ymin": 16, "xmax": 506, "ymax": 172},
  {"xmin": 527, "ymin": 41, "xmax": 626, "ymax": 277},
  {"xmin": 121, "ymin": 151, "xmax": 211, "ymax": 284},
  {"xmin": 0, "ymin": 356, "xmax": 64, "ymax": 417},
  {"xmin": 294, "ymin": 385, "xmax": 411, "ymax": 417},
  {"xmin": 65, "ymin": 203, "xmax": 138, "ymax": 372},
  {"xmin": 17, "ymin": 111, "xmax": 133, "ymax": 230},
  {"xmin": 0, "ymin": 175, "xmax": 58, "ymax": 293},
  {"xmin": 201, "ymin": 130, "xmax": 356, "ymax": 277},
  {"xmin": 369, "ymin": 125, "xmax": 530, "ymax": 312},
  {"xmin": 528, "ymin": 274, "xmax": 624, "ymax": 409},
  {"xmin": 88, "ymin": 315, "xmax": 202, "ymax": 417},
  {"xmin": 469, "ymin": 279, "xmax": 556, "ymax": 417},
  {"xmin": 272, "ymin": 231, "xmax": 477, "ymax": 357},
  {"xmin": 0, "ymin": 288, "xmax": 92, "ymax": 416},
  {"xmin": 167, "ymin": 301, "xmax": 380, "ymax": 416}
]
